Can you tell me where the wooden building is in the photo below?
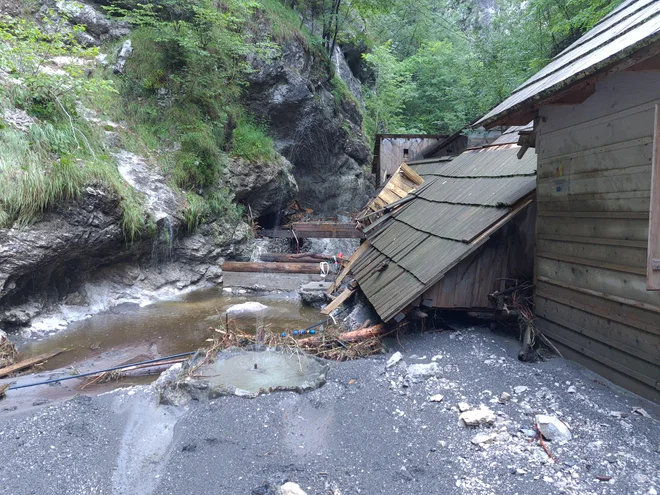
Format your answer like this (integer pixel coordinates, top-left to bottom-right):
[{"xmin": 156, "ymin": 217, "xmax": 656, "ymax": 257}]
[
  {"xmin": 351, "ymin": 139, "xmax": 537, "ymax": 321},
  {"xmin": 475, "ymin": 0, "xmax": 660, "ymax": 403},
  {"xmin": 371, "ymin": 134, "xmax": 462, "ymax": 185}
]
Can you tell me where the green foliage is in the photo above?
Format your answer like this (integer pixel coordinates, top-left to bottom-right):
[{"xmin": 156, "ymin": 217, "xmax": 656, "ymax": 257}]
[
  {"xmin": 183, "ymin": 190, "xmax": 243, "ymax": 233},
  {"xmin": 0, "ymin": 17, "xmax": 146, "ymax": 240},
  {"xmin": 231, "ymin": 117, "xmax": 277, "ymax": 162},
  {"xmin": 362, "ymin": 0, "xmax": 622, "ymax": 134}
]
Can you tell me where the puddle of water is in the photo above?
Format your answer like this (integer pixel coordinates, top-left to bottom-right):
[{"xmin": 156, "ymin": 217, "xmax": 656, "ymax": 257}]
[
  {"xmin": 196, "ymin": 348, "xmax": 328, "ymax": 394},
  {"xmin": 14, "ymin": 287, "xmax": 322, "ymax": 372}
]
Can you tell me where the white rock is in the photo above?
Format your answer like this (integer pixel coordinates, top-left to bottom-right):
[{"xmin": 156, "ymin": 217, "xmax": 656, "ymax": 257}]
[
  {"xmin": 648, "ymin": 487, "xmax": 657, "ymax": 495},
  {"xmin": 543, "ymin": 476, "xmax": 554, "ymax": 483},
  {"xmin": 226, "ymin": 302, "xmax": 267, "ymax": 314},
  {"xmin": 458, "ymin": 402, "xmax": 471, "ymax": 412},
  {"xmin": 279, "ymin": 482, "xmax": 307, "ymax": 495},
  {"xmin": 386, "ymin": 351, "xmax": 403, "ymax": 369},
  {"xmin": 515, "ymin": 468, "xmax": 527, "ymax": 475},
  {"xmin": 460, "ymin": 407, "xmax": 496, "ymax": 427},
  {"xmin": 431, "ymin": 354, "xmax": 443, "ymax": 361},
  {"xmin": 535, "ymin": 414, "xmax": 572, "ymax": 441},
  {"xmin": 610, "ymin": 411, "xmax": 623, "ymax": 419},
  {"xmin": 499, "ymin": 392, "xmax": 511, "ymax": 404},
  {"xmin": 513, "ymin": 386, "xmax": 528, "ymax": 394},
  {"xmin": 428, "ymin": 394, "xmax": 444, "ymax": 403},
  {"xmin": 406, "ymin": 362, "xmax": 442, "ymax": 382},
  {"xmin": 633, "ymin": 407, "xmax": 651, "ymax": 418},
  {"xmin": 471, "ymin": 432, "xmax": 497, "ymax": 445},
  {"xmin": 567, "ymin": 386, "xmax": 576, "ymax": 393}
]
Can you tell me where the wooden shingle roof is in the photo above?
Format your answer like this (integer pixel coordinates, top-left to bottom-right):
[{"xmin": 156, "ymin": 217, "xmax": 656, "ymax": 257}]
[{"xmin": 352, "ymin": 147, "xmax": 537, "ymax": 321}]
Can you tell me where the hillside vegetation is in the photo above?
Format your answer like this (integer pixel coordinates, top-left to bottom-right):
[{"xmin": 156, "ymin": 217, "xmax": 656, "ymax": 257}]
[{"xmin": 0, "ymin": 0, "xmax": 620, "ymax": 237}]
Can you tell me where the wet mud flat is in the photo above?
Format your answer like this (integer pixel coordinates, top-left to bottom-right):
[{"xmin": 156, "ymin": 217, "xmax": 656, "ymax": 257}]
[{"xmin": 0, "ymin": 327, "xmax": 658, "ymax": 495}]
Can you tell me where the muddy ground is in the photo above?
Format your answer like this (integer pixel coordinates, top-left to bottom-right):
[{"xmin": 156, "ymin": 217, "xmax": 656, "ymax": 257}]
[{"xmin": 0, "ymin": 326, "xmax": 658, "ymax": 495}]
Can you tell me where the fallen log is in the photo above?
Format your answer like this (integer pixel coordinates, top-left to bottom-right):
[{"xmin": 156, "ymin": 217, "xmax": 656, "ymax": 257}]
[
  {"xmin": 298, "ymin": 324, "xmax": 387, "ymax": 346},
  {"xmin": 0, "ymin": 349, "xmax": 66, "ymax": 378},
  {"xmin": 258, "ymin": 253, "xmax": 341, "ymax": 263},
  {"xmin": 222, "ymin": 262, "xmax": 322, "ymax": 274}
]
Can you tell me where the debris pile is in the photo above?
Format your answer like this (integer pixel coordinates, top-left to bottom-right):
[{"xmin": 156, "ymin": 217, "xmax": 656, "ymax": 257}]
[{"xmin": 0, "ymin": 330, "xmax": 17, "ymax": 368}]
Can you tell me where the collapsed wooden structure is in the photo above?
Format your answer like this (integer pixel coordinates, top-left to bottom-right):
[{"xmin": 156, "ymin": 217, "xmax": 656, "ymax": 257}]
[
  {"xmin": 475, "ymin": 0, "xmax": 660, "ymax": 402},
  {"xmin": 347, "ymin": 142, "xmax": 536, "ymax": 322}
]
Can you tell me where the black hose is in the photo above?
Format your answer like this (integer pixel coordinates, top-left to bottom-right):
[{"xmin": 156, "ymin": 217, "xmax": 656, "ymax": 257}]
[{"xmin": 7, "ymin": 351, "xmax": 195, "ymax": 391}]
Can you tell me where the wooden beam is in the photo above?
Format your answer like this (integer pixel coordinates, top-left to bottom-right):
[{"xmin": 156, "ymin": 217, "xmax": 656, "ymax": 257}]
[
  {"xmin": 260, "ymin": 223, "xmax": 365, "ymax": 239},
  {"xmin": 221, "ymin": 262, "xmax": 321, "ymax": 274},
  {"xmin": 321, "ymin": 287, "xmax": 356, "ymax": 315},
  {"xmin": 327, "ymin": 241, "xmax": 371, "ymax": 294},
  {"xmin": 648, "ymin": 103, "xmax": 660, "ymax": 290},
  {"xmin": 0, "ymin": 349, "xmax": 65, "ymax": 378},
  {"xmin": 258, "ymin": 253, "xmax": 339, "ymax": 263}
]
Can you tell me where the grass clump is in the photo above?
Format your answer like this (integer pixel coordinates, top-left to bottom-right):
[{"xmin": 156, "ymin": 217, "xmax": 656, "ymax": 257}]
[{"xmin": 230, "ymin": 117, "xmax": 277, "ymax": 162}]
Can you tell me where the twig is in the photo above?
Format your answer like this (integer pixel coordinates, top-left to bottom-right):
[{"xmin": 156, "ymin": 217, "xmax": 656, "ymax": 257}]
[{"xmin": 535, "ymin": 423, "xmax": 556, "ymax": 462}]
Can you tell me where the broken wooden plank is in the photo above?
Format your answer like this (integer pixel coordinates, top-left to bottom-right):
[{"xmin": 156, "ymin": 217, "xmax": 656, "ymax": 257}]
[
  {"xmin": 327, "ymin": 241, "xmax": 371, "ymax": 294},
  {"xmin": 222, "ymin": 262, "xmax": 322, "ymax": 274},
  {"xmin": 0, "ymin": 349, "xmax": 66, "ymax": 378},
  {"xmin": 321, "ymin": 287, "xmax": 356, "ymax": 315},
  {"xmin": 260, "ymin": 223, "xmax": 365, "ymax": 239}
]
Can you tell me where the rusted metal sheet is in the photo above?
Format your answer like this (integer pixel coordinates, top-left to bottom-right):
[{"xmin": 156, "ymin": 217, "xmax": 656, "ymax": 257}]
[{"xmin": 476, "ymin": 0, "xmax": 660, "ymax": 127}]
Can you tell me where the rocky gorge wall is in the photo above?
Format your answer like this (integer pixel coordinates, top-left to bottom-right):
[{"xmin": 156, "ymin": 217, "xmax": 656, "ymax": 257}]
[{"xmin": 0, "ymin": 0, "xmax": 375, "ymax": 332}]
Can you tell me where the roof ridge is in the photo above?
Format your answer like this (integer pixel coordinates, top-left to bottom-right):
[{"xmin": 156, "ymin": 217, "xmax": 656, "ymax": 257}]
[{"xmin": 511, "ymin": 5, "xmax": 660, "ymax": 97}]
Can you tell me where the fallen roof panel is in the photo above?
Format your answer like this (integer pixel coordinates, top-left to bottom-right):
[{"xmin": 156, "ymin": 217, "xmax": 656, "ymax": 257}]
[
  {"xmin": 353, "ymin": 144, "xmax": 537, "ymax": 321},
  {"xmin": 414, "ymin": 175, "xmax": 536, "ymax": 207}
]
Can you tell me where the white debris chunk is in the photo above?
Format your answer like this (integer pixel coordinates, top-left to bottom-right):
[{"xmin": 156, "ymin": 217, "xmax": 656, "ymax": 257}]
[
  {"xmin": 406, "ymin": 362, "xmax": 442, "ymax": 382},
  {"xmin": 458, "ymin": 402, "xmax": 471, "ymax": 412},
  {"xmin": 471, "ymin": 432, "xmax": 497, "ymax": 445},
  {"xmin": 386, "ymin": 351, "xmax": 403, "ymax": 369},
  {"xmin": 535, "ymin": 414, "xmax": 572, "ymax": 441},
  {"xmin": 632, "ymin": 407, "xmax": 651, "ymax": 418},
  {"xmin": 460, "ymin": 407, "xmax": 496, "ymax": 427},
  {"xmin": 567, "ymin": 385, "xmax": 576, "ymax": 393},
  {"xmin": 428, "ymin": 394, "xmax": 444, "ymax": 403},
  {"xmin": 499, "ymin": 392, "xmax": 511, "ymax": 404},
  {"xmin": 279, "ymin": 482, "xmax": 307, "ymax": 495},
  {"xmin": 515, "ymin": 468, "xmax": 527, "ymax": 475},
  {"xmin": 226, "ymin": 302, "xmax": 268, "ymax": 314},
  {"xmin": 513, "ymin": 386, "xmax": 528, "ymax": 394}
]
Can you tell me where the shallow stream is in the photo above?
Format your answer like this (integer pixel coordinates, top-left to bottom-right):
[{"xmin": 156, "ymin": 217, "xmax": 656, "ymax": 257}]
[{"xmin": 14, "ymin": 287, "xmax": 323, "ymax": 372}]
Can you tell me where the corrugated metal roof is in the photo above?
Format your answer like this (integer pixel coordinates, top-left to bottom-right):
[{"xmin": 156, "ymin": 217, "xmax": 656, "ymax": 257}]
[
  {"xmin": 352, "ymin": 145, "xmax": 537, "ymax": 321},
  {"xmin": 475, "ymin": 0, "xmax": 660, "ymax": 127}
]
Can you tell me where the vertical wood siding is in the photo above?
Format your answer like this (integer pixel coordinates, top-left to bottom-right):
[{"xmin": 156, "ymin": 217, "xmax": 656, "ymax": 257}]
[
  {"xmin": 536, "ymin": 71, "xmax": 660, "ymax": 403},
  {"xmin": 422, "ymin": 202, "xmax": 536, "ymax": 309}
]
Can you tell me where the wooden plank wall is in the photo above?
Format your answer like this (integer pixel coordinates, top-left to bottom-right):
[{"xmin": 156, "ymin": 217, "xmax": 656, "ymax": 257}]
[
  {"xmin": 536, "ymin": 71, "xmax": 660, "ymax": 403},
  {"xmin": 378, "ymin": 137, "xmax": 443, "ymax": 184},
  {"xmin": 422, "ymin": 202, "xmax": 536, "ymax": 309}
]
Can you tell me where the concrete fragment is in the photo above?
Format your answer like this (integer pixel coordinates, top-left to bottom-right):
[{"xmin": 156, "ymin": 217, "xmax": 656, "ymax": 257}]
[
  {"xmin": 458, "ymin": 402, "xmax": 471, "ymax": 412},
  {"xmin": 633, "ymin": 407, "xmax": 651, "ymax": 418},
  {"xmin": 471, "ymin": 432, "xmax": 497, "ymax": 445},
  {"xmin": 460, "ymin": 407, "xmax": 496, "ymax": 427},
  {"xmin": 428, "ymin": 394, "xmax": 444, "ymax": 403},
  {"xmin": 513, "ymin": 386, "xmax": 528, "ymax": 394},
  {"xmin": 405, "ymin": 362, "xmax": 442, "ymax": 382},
  {"xmin": 499, "ymin": 392, "xmax": 511, "ymax": 404},
  {"xmin": 386, "ymin": 351, "xmax": 403, "ymax": 369},
  {"xmin": 567, "ymin": 385, "xmax": 576, "ymax": 393},
  {"xmin": 279, "ymin": 482, "xmax": 307, "ymax": 495},
  {"xmin": 515, "ymin": 468, "xmax": 527, "ymax": 475},
  {"xmin": 535, "ymin": 414, "xmax": 572, "ymax": 441}
]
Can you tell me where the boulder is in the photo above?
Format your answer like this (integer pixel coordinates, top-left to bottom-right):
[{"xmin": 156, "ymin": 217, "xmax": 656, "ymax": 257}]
[
  {"xmin": 535, "ymin": 414, "xmax": 572, "ymax": 441},
  {"xmin": 225, "ymin": 154, "xmax": 298, "ymax": 217},
  {"xmin": 459, "ymin": 407, "xmax": 496, "ymax": 427}
]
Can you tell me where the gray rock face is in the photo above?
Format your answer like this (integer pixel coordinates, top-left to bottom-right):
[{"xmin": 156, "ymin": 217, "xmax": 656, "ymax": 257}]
[
  {"xmin": 332, "ymin": 44, "xmax": 363, "ymax": 103},
  {"xmin": 225, "ymin": 154, "xmax": 298, "ymax": 217},
  {"xmin": 246, "ymin": 37, "xmax": 373, "ymax": 216},
  {"xmin": 38, "ymin": 0, "xmax": 129, "ymax": 46}
]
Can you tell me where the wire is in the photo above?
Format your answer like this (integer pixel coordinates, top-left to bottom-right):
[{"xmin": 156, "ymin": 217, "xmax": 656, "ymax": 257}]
[{"xmin": 7, "ymin": 351, "xmax": 196, "ymax": 391}]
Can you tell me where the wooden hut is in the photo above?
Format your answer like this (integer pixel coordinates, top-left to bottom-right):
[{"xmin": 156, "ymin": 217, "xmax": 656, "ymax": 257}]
[
  {"xmin": 371, "ymin": 134, "xmax": 460, "ymax": 185},
  {"xmin": 475, "ymin": 0, "xmax": 660, "ymax": 403},
  {"xmin": 350, "ymin": 136, "xmax": 537, "ymax": 321}
]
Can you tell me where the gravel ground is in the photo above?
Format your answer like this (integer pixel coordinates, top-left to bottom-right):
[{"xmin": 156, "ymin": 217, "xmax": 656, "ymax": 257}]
[{"xmin": 0, "ymin": 326, "xmax": 658, "ymax": 495}]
